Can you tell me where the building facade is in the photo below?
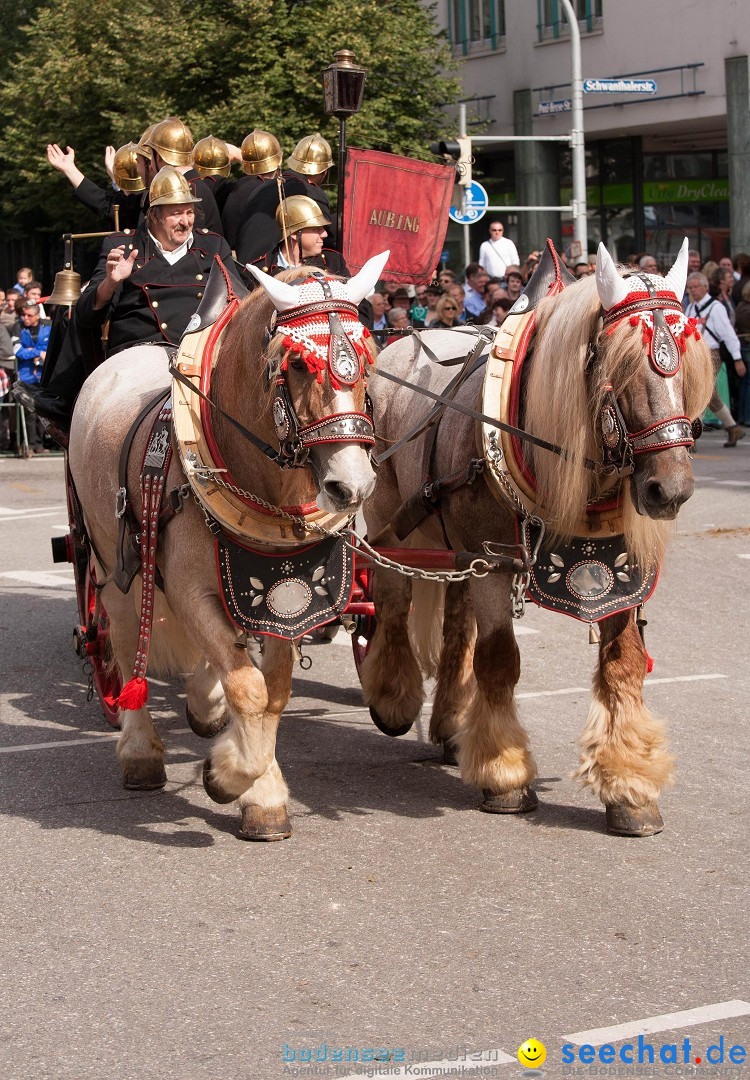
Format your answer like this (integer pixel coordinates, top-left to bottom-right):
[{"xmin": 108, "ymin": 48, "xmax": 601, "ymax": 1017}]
[{"xmin": 433, "ymin": 0, "xmax": 749, "ymax": 268}]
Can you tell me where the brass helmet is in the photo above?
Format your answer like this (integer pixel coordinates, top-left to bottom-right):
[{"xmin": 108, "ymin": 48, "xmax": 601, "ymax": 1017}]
[
  {"xmin": 276, "ymin": 195, "xmax": 331, "ymax": 234},
  {"xmin": 137, "ymin": 122, "xmax": 159, "ymax": 155},
  {"xmin": 113, "ymin": 142, "xmax": 150, "ymax": 192},
  {"xmin": 144, "ymin": 116, "xmax": 194, "ymax": 167},
  {"xmin": 193, "ymin": 134, "xmax": 231, "ymax": 178},
  {"xmin": 241, "ymin": 129, "xmax": 282, "ymax": 176},
  {"xmin": 149, "ymin": 166, "xmax": 202, "ymax": 208},
  {"xmin": 287, "ymin": 133, "xmax": 333, "ymax": 176}
]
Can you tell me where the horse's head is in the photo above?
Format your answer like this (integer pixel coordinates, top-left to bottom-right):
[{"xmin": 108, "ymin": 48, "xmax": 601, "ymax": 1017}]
[
  {"xmin": 594, "ymin": 238, "xmax": 714, "ymax": 520},
  {"xmin": 246, "ymin": 252, "xmax": 388, "ymax": 513}
]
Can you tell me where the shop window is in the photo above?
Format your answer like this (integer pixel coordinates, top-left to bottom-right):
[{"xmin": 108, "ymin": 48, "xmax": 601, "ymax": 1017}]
[{"xmin": 450, "ymin": 0, "xmax": 506, "ymax": 54}]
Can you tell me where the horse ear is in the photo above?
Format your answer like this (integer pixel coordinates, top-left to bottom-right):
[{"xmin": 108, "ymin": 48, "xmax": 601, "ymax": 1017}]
[
  {"xmin": 595, "ymin": 242, "xmax": 630, "ymax": 311},
  {"xmin": 244, "ymin": 263, "xmax": 299, "ymax": 312},
  {"xmin": 345, "ymin": 250, "xmax": 390, "ymax": 305},
  {"xmin": 663, "ymin": 237, "xmax": 689, "ymax": 301}
]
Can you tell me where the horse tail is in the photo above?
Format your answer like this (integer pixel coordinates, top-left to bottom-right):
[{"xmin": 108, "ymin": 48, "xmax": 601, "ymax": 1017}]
[{"xmin": 408, "ymin": 577, "xmax": 446, "ymax": 679}]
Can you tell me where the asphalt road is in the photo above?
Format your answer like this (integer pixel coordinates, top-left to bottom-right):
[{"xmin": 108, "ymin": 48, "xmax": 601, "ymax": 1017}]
[{"xmin": 1, "ymin": 431, "xmax": 748, "ymax": 1080}]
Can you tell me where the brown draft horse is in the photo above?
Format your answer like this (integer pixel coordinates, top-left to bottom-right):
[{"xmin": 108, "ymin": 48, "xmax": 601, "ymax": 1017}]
[
  {"xmin": 361, "ymin": 240, "xmax": 714, "ymax": 835},
  {"xmin": 68, "ymin": 253, "xmax": 386, "ymax": 840}
]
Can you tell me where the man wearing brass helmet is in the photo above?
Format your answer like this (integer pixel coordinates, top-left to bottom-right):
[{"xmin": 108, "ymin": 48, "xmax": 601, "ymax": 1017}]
[
  {"xmin": 255, "ymin": 195, "xmax": 347, "ymax": 277},
  {"xmin": 235, "ymin": 132, "xmax": 336, "ymax": 266},
  {"xmin": 192, "ymin": 134, "xmax": 234, "ymax": 212},
  {"xmin": 221, "ymin": 129, "xmax": 283, "ymax": 251},
  {"xmin": 15, "ymin": 167, "xmax": 232, "ymax": 424},
  {"xmin": 286, "ymin": 132, "xmax": 334, "ymax": 226},
  {"xmin": 46, "ymin": 140, "xmax": 149, "ymax": 229},
  {"xmin": 142, "ymin": 117, "xmax": 224, "ymax": 235}
]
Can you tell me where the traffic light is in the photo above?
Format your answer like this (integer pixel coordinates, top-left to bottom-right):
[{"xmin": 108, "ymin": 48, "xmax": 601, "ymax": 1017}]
[{"xmin": 429, "ymin": 137, "xmax": 473, "ymax": 188}]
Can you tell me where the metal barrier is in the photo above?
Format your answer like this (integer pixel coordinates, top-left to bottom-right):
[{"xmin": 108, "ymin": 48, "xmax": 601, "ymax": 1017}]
[{"xmin": 0, "ymin": 354, "xmax": 30, "ymax": 457}]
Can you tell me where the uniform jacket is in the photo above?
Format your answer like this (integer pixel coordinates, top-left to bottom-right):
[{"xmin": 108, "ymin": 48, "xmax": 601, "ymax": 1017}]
[
  {"xmin": 76, "ymin": 222, "xmax": 232, "ymax": 355},
  {"xmin": 221, "ymin": 174, "xmax": 267, "ymax": 251},
  {"xmin": 73, "ymin": 177, "xmax": 145, "ymax": 230},
  {"xmin": 235, "ymin": 172, "xmax": 334, "ymax": 266},
  {"xmin": 183, "ymin": 169, "xmax": 223, "ymax": 235}
]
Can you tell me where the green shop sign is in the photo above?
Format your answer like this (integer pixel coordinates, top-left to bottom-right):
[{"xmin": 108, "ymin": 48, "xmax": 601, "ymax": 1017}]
[{"xmin": 488, "ymin": 178, "xmax": 728, "ymax": 210}]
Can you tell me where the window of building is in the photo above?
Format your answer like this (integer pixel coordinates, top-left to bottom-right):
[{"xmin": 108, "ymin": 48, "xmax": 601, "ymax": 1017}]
[
  {"xmin": 536, "ymin": 0, "xmax": 602, "ymax": 42},
  {"xmin": 450, "ymin": 0, "xmax": 506, "ymax": 54}
]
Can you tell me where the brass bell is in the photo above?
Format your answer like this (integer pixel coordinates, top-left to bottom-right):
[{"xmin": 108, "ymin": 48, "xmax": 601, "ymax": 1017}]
[{"xmin": 47, "ymin": 268, "xmax": 81, "ymax": 306}]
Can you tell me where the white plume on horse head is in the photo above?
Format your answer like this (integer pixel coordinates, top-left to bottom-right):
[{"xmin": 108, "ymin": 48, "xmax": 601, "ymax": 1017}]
[
  {"xmin": 244, "ymin": 263, "xmax": 299, "ymax": 312},
  {"xmin": 595, "ymin": 242, "xmax": 630, "ymax": 311},
  {"xmin": 595, "ymin": 237, "xmax": 690, "ymax": 311},
  {"xmin": 345, "ymin": 250, "xmax": 390, "ymax": 305},
  {"xmin": 244, "ymin": 250, "xmax": 390, "ymax": 313},
  {"xmin": 663, "ymin": 238, "xmax": 689, "ymax": 300}
]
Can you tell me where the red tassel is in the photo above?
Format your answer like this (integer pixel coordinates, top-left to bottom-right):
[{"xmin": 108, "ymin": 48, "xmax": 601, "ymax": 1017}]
[
  {"xmin": 645, "ymin": 650, "xmax": 654, "ymax": 674},
  {"xmin": 107, "ymin": 677, "xmax": 149, "ymax": 712}
]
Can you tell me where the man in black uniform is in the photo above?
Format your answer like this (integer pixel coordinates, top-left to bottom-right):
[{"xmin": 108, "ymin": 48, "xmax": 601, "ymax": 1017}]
[
  {"xmin": 220, "ymin": 129, "xmax": 283, "ymax": 252},
  {"xmin": 14, "ymin": 167, "xmax": 232, "ymax": 424},
  {"xmin": 255, "ymin": 195, "xmax": 346, "ymax": 277},
  {"xmin": 235, "ymin": 132, "xmax": 335, "ymax": 266},
  {"xmin": 192, "ymin": 134, "xmax": 233, "ymax": 213},
  {"xmin": 142, "ymin": 117, "xmax": 224, "ymax": 236},
  {"xmin": 46, "ymin": 140, "xmax": 149, "ymax": 230}
]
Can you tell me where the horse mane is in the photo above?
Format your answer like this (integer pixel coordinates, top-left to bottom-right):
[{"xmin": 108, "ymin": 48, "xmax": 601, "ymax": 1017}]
[{"xmin": 523, "ymin": 274, "xmax": 714, "ymax": 569}]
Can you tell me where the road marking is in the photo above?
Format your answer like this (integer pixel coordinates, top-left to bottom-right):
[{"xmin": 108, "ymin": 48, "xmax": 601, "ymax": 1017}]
[
  {"xmin": 338, "ymin": 1049, "xmax": 516, "ymax": 1080},
  {"xmin": 565, "ymin": 999, "xmax": 750, "ymax": 1046},
  {"xmin": 0, "ymin": 504, "xmax": 66, "ymax": 515},
  {"xmin": 0, "ymin": 734, "xmax": 116, "ymax": 754},
  {"xmin": 714, "ymin": 480, "xmax": 750, "ymax": 487},
  {"xmin": 0, "ymin": 569, "xmax": 75, "ymax": 589},
  {"xmin": 739, "ymin": 554, "xmax": 750, "ymax": 560},
  {"xmin": 331, "ymin": 624, "xmax": 539, "ymax": 648},
  {"xmin": 517, "ymin": 673, "xmax": 725, "ymax": 700}
]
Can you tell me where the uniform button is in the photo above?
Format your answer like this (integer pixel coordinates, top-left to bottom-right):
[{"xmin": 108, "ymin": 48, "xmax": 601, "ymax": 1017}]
[
  {"xmin": 195, "ymin": 274, "xmax": 203, "ymax": 281},
  {"xmin": 136, "ymin": 263, "xmax": 142, "ymax": 269},
  {"xmin": 196, "ymin": 292, "xmax": 203, "ymax": 298},
  {"xmin": 201, "ymin": 228, "xmax": 209, "ymax": 233},
  {"xmin": 152, "ymin": 300, "xmax": 159, "ymax": 308},
  {"xmin": 143, "ymin": 285, "xmax": 149, "ymax": 291},
  {"xmin": 160, "ymin": 322, "xmax": 168, "ymax": 330}
]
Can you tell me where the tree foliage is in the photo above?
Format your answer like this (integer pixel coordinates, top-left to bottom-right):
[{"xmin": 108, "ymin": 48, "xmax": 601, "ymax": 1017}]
[{"xmin": 0, "ymin": 0, "xmax": 460, "ymax": 237}]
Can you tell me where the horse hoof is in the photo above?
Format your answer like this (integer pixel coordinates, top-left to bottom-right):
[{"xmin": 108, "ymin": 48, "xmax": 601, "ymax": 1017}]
[
  {"xmin": 239, "ymin": 804, "xmax": 292, "ymax": 842},
  {"xmin": 123, "ymin": 762, "xmax": 167, "ymax": 790},
  {"xmin": 186, "ymin": 703, "xmax": 230, "ymax": 739},
  {"xmin": 442, "ymin": 740, "xmax": 459, "ymax": 766},
  {"xmin": 202, "ymin": 758, "xmax": 236, "ymax": 804},
  {"xmin": 369, "ymin": 705, "xmax": 413, "ymax": 737},
  {"xmin": 480, "ymin": 786, "xmax": 539, "ymax": 814},
  {"xmin": 606, "ymin": 801, "xmax": 664, "ymax": 837}
]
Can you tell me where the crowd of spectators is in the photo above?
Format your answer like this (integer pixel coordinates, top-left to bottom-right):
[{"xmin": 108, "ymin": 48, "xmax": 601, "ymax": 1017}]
[
  {"xmin": 3, "ymin": 224, "xmax": 750, "ymax": 453},
  {"xmin": 0, "ymin": 267, "xmax": 53, "ymax": 453}
]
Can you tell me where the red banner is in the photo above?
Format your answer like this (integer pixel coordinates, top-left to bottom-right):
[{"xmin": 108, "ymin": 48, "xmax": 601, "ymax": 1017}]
[{"xmin": 342, "ymin": 148, "xmax": 455, "ymax": 285}]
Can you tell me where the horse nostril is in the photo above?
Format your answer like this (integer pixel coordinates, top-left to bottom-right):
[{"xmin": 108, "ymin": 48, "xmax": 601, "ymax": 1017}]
[
  {"xmin": 645, "ymin": 480, "xmax": 666, "ymax": 506},
  {"xmin": 324, "ymin": 480, "xmax": 354, "ymax": 506}
]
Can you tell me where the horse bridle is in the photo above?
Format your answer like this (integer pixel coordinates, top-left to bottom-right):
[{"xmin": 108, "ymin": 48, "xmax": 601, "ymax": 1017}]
[
  {"xmin": 589, "ymin": 274, "xmax": 701, "ymax": 477},
  {"xmin": 264, "ymin": 271, "xmax": 375, "ymax": 469}
]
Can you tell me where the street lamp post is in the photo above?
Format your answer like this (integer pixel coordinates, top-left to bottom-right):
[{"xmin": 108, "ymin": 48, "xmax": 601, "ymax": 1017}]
[
  {"xmin": 322, "ymin": 49, "xmax": 367, "ymax": 253},
  {"xmin": 559, "ymin": 0, "xmax": 587, "ymax": 261}
]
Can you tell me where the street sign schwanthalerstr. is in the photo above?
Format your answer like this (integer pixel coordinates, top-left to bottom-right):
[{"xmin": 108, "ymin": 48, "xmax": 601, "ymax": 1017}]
[{"xmin": 583, "ymin": 78, "xmax": 658, "ymax": 94}]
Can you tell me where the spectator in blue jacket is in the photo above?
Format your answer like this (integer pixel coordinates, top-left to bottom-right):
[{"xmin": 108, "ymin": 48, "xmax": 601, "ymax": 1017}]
[{"xmin": 13, "ymin": 302, "xmax": 51, "ymax": 383}]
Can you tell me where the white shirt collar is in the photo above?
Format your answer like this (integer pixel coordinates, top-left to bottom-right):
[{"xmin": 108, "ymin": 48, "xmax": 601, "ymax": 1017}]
[{"xmin": 148, "ymin": 230, "xmax": 193, "ymax": 265}]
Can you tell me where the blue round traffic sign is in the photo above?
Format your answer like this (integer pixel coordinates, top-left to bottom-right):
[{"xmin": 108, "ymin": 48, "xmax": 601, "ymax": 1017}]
[{"xmin": 449, "ymin": 181, "xmax": 488, "ymax": 224}]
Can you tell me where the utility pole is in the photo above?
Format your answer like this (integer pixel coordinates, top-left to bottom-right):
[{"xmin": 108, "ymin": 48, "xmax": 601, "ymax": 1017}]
[{"xmin": 560, "ymin": 0, "xmax": 587, "ymax": 260}]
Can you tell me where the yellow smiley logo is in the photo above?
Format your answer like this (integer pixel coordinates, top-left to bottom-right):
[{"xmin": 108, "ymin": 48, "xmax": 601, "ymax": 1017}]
[{"xmin": 518, "ymin": 1039, "xmax": 547, "ymax": 1068}]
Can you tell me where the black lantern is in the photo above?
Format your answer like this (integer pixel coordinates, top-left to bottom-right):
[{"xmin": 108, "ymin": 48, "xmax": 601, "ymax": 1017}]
[
  {"xmin": 322, "ymin": 50, "xmax": 367, "ymax": 120},
  {"xmin": 322, "ymin": 50, "xmax": 367, "ymax": 252}
]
